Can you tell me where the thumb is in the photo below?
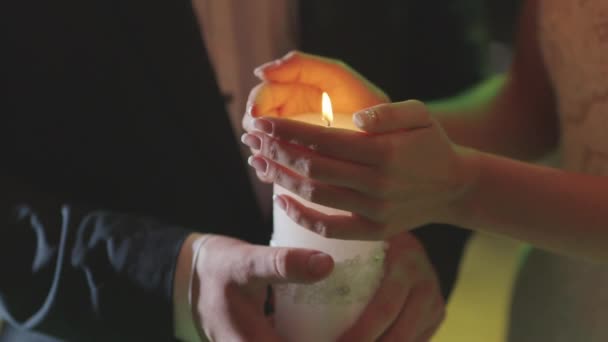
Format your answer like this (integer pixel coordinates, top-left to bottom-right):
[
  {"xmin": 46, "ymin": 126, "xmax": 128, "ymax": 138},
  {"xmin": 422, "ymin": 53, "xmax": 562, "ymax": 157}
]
[
  {"xmin": 352, "ymin": 100, "xmax": 433, "ymax": 134},
  {"xmin": 246, "ymin": 246, "xmax": 334, "ymax": 284}
]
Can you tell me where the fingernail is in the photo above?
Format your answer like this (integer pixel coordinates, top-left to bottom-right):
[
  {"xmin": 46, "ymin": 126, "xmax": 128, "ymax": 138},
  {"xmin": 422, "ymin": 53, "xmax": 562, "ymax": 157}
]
[
  {"xmin": 254, "ymin": 59, "xmax": 282, "ymax": 78},
  {"xmin": 307, "ymin": 253, "xmax": 333, "ymax": 277},
  {"xmin": 241, "ymin": 134, "xmax": 262, "ymax": 150},
  {"xmin": 248, "ymin": 156, "xmax": 268, "ymax": 174},
  {"xmin": 353, "ymin": 108, "xmax": 379, "ymax": 128},
  {"xmin": 253, "ymin": 118, "xmax": 274, "ymax": 135},
  {"xmin": 273, "ymin": 194, "xmax": 286, "ymax": 210},
  {"xmin": 246, "ymin": 103, "xmax": 255, "ymax": 116},
  {"xmin": 253, "ymin": 66, "xmax": 266, "ymax": 79}
]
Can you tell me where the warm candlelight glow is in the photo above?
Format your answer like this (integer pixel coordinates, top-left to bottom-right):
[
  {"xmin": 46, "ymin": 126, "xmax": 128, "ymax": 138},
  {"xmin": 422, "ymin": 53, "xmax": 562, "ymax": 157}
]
[
  {"xmin": 321, "ymin": 92, "xmax": 333, "ymax": 127},
  {"xmin": 272, "ymin": 90, "xmax": 384, "ymax": 341}
]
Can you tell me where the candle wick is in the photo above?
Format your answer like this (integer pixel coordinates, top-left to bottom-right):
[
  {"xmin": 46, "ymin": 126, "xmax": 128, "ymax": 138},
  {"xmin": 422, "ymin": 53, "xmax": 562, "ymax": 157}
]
[{"xmin": 322, "ymin": 117, "xmax": 331, "ymax": 127}]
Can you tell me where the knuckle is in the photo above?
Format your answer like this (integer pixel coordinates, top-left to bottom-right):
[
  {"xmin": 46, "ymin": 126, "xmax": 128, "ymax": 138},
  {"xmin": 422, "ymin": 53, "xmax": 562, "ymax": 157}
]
[
  {"xmin": 294, "ymin": 210, "xmax": 313, "ymax": 230},
  {"xmin": 272, "ymin": 248, "xmax": 289, "ymax": 279},
  {"xmin": 272, "ymin": 166, "xmax": 285, "ymax": 184},
  {"xmin": 406, "ymin": 99, "xmax": 429, "ymax": 114},
  {"xmin": 312, "ymin": 220, "xmax": 331, "ymax": 238},
  {"xmin": 233, "ymin": 255, "xmax": 257, "ymax": 282},
  {"xmin": 266, "ymin": 139, "xmax": 280, "ymax": 161}
]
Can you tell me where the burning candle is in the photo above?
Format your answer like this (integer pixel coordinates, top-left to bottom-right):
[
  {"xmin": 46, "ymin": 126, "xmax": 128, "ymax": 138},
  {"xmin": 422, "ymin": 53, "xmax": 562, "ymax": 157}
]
[{"xmin": 271, "ymin": 92, "xmax": 386, "ymax": 342}]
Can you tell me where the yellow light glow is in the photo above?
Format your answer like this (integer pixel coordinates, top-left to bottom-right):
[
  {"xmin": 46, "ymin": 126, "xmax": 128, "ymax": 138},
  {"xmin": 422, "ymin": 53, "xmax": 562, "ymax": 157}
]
[{"xmin": 321, "ymin": 92, "xmax": 333, "ymax": 127}]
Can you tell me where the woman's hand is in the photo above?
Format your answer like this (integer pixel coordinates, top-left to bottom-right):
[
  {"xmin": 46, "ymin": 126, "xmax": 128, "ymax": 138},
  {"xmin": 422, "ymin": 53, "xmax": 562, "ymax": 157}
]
[
  {"xmin": 242, "ymin": 50, "xmax": 389, "ymax": 134},
  {"xmin": 242, "ymin": 100, "xmax": 480, "ymax": 240}
]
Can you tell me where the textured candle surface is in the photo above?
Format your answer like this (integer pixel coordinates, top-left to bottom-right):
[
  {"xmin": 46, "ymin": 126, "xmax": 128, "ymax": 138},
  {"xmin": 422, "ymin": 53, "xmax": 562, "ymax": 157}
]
[{"xmin": 271, "ymin": 112, "xmax": 385, "ymax": 342}]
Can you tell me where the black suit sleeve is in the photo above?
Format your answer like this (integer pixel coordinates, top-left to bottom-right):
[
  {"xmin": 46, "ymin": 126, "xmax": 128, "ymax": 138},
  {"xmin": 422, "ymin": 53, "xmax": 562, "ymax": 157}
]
[
  {"xmin": 413, "ymin": 225, "xmax": 472, "ymax": 300},
  {"xmin": 0, "ymin": 173, "xmax": 190, "ymax": 341}
]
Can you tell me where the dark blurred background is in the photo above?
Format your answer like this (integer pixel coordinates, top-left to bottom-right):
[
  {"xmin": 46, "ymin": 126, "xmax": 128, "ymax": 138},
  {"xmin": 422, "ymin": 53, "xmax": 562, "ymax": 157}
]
[{"xmin": 0, "ymin": 1, "xmax": 527, "ymax": 341}]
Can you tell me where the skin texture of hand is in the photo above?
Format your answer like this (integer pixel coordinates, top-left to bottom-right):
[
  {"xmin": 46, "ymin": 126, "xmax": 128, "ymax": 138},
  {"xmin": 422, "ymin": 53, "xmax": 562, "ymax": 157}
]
[
  {"xmin": 236, "ymin": 53, "xmax": 447, "ymax": 341},
  {"xmin": 179, "ymin": 232, "xmax": 442, "ymax": 342},
  {"xmin": 190, "ymin": 235, "xmax": 334, "ymax": 341},
  {"xmin": 338, "ymin": 232, "xmax": 445, "ymax": 342},
  {"xmin": 242, "ymin": 50, "xmax": 389, "ymax": 134},
  {"xmin": 242, "ymin": 52, "xmax": 478, "ymax": 240},
  {"xmin": 242, "ymin": 99, "xmax": 479, "ymax": 241}
]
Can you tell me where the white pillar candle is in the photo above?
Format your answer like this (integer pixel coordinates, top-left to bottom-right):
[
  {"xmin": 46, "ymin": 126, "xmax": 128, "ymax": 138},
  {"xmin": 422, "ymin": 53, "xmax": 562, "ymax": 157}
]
[{"xmin": 271, "ymin": 93, "xmax": 386, "ymax": 342}]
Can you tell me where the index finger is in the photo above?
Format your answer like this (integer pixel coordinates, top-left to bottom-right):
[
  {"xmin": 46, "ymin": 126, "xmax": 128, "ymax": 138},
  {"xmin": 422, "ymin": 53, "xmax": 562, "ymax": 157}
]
[
  {"xmin": 245, "ymin": 82, "xmax": 322, "ymax": 122},
  {"xmin": 252, "ymin": 116, "xmax": 389, "ymax": 165},
  {"xmin": 254, "ymin": 51, "xmax": 388, "ymax": 106},
  {"xmin": 256, "ymin": 51, "xmax": 355, "ymax": 89}
]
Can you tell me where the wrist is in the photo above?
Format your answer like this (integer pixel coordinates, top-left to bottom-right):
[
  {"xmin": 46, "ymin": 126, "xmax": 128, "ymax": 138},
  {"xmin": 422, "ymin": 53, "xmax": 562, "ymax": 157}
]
[
  {"xmin": 439, "ymin": 146, "xmax": 483, "ymax": 227},
  {"xmin": 174, "ymin": 233, "xmax": 207, "ymax": 342}
]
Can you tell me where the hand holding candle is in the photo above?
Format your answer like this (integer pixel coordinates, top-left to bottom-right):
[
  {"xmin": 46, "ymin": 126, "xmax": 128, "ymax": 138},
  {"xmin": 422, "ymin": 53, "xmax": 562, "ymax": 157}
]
[
  {"xmin": 244, "ymin": 51, "xmax": 391, "ymax": 341},
  {"xmin": 242, "ymin": 51, "xmax": 455, "ymax": 341},
  {"xmin": 244, "ymin": 51, "xmax": 478, "ymax": 241},
  {"xmin": 265, "ymin": 83, "xmax": 388, "ymax": 341},
  {"xmin": 243, "ymin": 51, "xmax": 388, "ymax": 133}
]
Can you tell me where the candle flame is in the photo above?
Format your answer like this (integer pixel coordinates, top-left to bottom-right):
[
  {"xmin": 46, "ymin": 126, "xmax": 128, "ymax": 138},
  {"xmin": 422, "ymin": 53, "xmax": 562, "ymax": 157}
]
[{"xmin": 321, "ymin": 92, "xmax": 333, "ymax": 127}]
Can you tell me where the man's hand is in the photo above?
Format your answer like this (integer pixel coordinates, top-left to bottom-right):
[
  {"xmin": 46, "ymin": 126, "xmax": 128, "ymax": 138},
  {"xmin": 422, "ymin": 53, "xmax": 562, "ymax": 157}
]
[
  {"xmin": 177, "ymin": 234, "xmax": 334, "ymax": 341},
  {"xmin": 176, "ymin": 232, "xmax": 443, "ymax": 342},
  {"xmin": 340, "ymin": 232, "xmax": 445, "ymax": 342},
  {"xmin": 242, "ymin": 50, "xmax": 389, "ymax": 134}
]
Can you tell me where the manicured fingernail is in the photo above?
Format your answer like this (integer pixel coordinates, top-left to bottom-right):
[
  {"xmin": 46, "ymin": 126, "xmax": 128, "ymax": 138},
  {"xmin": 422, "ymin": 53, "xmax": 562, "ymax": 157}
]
[
  {"xmin": 254, "ymin": 59, "xmax": 282, "ymax": 78},
  {"xmin": 253, "ymin": 118, "xmax": 274, "ymax": 134},
  {"xmin": 246, "ymin": 104, "xmax": 255, "ymax": 116},
  {"xmin": 253, "ymin": 67, "xmax": 264, "ymax": 78},
  {"xmin": 273, "ymin": 194, "xmax": 286, "ymax": 210},
  {"xmin": 307, "ymin": 253, "xmax": 333, "ymax": 277},
  {"xmin": 241, "ymin": 134, "xmax": 262, "ymax": 150},
  {"xmin": 353, "ymin": 108, "xmax": 379, "ymax": 128},
  {"xmin": 248, "ymin": 156, "xmax": 268, "ymax": 174}
]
